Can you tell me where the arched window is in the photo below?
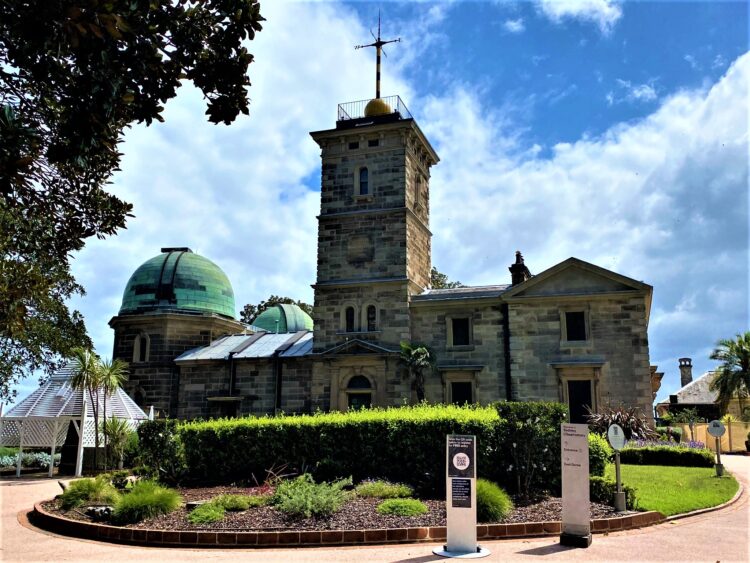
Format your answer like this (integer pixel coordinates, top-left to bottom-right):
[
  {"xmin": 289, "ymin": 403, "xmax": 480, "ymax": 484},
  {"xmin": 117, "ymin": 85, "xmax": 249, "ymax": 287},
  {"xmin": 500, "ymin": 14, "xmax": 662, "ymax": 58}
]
[
  {"xmin": 133, "ymin": 333, "xmax": 150, "ymax": 363},
  {"xmin": 345, "ymin": 306, "xmax": 356, "ymax": 332},
  {"xmin": 347, "ymin": 375, "xmax": 372, "ymax": 410},
  {"xmin": 359, "ymin": 167, "xmax": 369, "ymax": 195},
  {"xmin": 366, "ymin": 305, "xmax": 377, "ymax": 332}
]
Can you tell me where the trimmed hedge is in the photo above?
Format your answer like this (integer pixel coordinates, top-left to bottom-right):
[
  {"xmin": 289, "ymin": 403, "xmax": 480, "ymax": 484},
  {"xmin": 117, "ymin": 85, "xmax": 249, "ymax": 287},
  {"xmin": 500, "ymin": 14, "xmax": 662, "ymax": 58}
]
[
  {"xmin": 590, "ymin": 476, "xmax": 638, "ymax": 510},
  {"xmin": 177, "ymin": 402, "xmax": 568, "ymax": 496},
  {"xmin": 620, "ymin": 445, "xmax": 714, "ymax": 467}
]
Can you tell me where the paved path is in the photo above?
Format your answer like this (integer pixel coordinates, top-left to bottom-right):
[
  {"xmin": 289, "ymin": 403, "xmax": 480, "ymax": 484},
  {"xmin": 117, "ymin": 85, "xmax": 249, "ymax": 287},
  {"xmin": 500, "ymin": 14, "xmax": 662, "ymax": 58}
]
[{"xmin": 1, "ymin": 456, "xmax": 747, "ymax": 562}]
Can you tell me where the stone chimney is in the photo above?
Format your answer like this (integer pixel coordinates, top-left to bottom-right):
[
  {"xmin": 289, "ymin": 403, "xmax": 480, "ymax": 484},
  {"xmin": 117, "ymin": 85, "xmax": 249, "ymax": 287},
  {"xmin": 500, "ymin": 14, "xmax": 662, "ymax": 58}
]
[
  {"xmin": 509, "ymin": 251, "xmax": 532, "ymax": 286},
  {"xmin": 678, "ymin": 358, "xmax": 693, "ymax": 387}
]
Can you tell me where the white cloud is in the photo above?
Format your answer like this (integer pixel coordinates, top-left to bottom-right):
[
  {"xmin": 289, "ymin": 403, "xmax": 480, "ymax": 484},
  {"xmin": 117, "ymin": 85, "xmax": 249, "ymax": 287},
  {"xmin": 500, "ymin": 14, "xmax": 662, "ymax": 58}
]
[
  {"xmin": 536, "ymin": 0, "xmax": 623, "ymax": 34},
  {"xmin": 503, "ymin": 18, "xmax": 526, "ymax": 34},
  {"xmin": 615, "ymin": 79, "xmax": 658, "ymax": 103},
  {"xmin": 684, "ymin": 54, "xmax": 700, "ymax": 70},
  {"xmin": 419, "ymin": 53, "xmax": 748, "ymax": 402},
  {"xmin": 712, "ymin": 54, "xmax": 727, "ymax": 69}
]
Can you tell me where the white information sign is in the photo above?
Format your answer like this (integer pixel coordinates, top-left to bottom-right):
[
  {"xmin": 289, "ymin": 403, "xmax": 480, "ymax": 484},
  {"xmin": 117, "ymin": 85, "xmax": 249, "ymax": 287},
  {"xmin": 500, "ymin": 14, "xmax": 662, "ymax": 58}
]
[
  {"xmin": 434, "ymin": 435, "xmax": 489, "ymax": 558},
  {"xmin": 561, "ymin": 423, "xmax": 591, "ymax": 545},
  {"xmin": 607, "ymin": 424, "xmax": 626, "ymax": 451},
  {"xmin": 707, "ymin": 420, "xmax": 726, "ymax": 438}
]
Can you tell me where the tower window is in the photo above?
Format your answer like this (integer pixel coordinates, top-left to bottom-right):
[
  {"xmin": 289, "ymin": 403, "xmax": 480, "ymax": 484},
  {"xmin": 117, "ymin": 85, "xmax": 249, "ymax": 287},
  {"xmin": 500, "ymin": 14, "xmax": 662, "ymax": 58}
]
[
  {"xmin": 368, "ymin": 139, "xmax": 379, "ymax": 147},
  {"xmin": 349, "ymin": 141, "xmax": 359, "ymax": 150},
  {"xmin": 359, "ymin": 167, "xmax": 369, "ymax": 195},
  {"xmin": 133, "ymin": 333, "xmax": 150, "ymax": 363},
  {"xmin": 345, "ymin": 306, "xmax": 356, "ymax": 332},
  {"xmin": 366, "ymin": 305, "xmax": 377, "ymax": 331}
]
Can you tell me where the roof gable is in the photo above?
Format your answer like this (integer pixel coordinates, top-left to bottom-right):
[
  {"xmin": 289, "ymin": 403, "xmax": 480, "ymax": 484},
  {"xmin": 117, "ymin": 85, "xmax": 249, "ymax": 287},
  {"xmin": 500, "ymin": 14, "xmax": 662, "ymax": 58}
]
[
  {"xmin": 319, "ymin": 339, "xmax": 399, "ymax": 356},
  {"xmin": 503, "ymin": 257, "xmax": 651, "ymax": 300}
]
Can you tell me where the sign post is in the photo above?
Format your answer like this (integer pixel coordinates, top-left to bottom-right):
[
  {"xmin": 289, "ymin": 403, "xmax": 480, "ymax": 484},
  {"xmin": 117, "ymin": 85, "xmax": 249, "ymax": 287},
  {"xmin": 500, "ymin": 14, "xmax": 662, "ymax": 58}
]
[
  {"xmin": 560, "ymin": 423, "xmax": 592, "ymax": 548},
  {"xmin": 607, "ymin": 424, "xmax": 627, "ymax": 512},
  {"xmin": 707, "ymin": 420, "xmax": 726, "ymax": 477},
  {"xmin": 433, "ymin": 435, "xmax": 490, "ymax": 559}
]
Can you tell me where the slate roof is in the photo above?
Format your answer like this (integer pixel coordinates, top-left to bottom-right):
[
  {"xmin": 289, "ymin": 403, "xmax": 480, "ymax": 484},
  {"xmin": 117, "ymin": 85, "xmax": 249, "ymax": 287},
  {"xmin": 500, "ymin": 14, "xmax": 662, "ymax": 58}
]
[
  {"xmin": 412, "ymin": 284, "xmax": 510, "ymax": 302},
  {"xmin": 176, "ymin": 331, "xmax": 313, "ymax": 362},
  {"xmin": 670, "ymin": 371, "xmax": 718, "ymax": 404},
  {"xmin": 4, "ymin": 362, "xmax": 148, "ymax": 420}
]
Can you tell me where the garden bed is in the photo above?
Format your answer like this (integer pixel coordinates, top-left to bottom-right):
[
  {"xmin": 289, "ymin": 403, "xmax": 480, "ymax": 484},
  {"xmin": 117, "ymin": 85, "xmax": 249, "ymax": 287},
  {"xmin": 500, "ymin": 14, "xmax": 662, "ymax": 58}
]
[{"xmin": 42, "ymin": 485, "xmax": 619, "ymax": 531}]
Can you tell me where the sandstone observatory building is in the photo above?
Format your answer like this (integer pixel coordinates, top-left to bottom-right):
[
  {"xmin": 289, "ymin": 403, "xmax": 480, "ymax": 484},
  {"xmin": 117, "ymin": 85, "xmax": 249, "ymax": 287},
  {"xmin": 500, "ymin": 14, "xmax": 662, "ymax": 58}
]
[{"xmin": 111, "ymin": 96, "xmax": 657, "ymax": 423}]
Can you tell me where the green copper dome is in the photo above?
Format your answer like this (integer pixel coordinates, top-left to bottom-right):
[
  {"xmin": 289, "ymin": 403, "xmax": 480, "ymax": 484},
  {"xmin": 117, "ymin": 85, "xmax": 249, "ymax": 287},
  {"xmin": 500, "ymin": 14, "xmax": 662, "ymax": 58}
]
[
  {"xmin": 252, "ymin": 304, "xmax": 313, "ymax": 333},
  {"xmin": 119, "ymin": 248, "xmax": 235, "ymax": 319}
]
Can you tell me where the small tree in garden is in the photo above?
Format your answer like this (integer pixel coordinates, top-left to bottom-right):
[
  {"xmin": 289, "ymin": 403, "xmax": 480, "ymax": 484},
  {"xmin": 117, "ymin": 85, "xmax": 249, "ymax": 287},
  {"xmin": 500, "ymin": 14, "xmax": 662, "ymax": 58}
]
[
  {"xmin": 103, "ymin": 416, "xmax": 131, "ymax": 469},
  {"xmin": 398, "ymin": 342, "xmax": 434, "ymax": 402},
  {"xmin": 99, "ymin": 358, "xmax": 128, "ymax": 469},
  {"xmin": 585, "ymin": 405, "xmax": 657, "ymax": 441},
  {"xmin": 71, "ymin": 347, "xmax": 103, "ymax": 468},
  {"xmin": 137, "ymin": 419, "xmax": 186, "ymax": 484},
  {"xmin": 671, "ymin": 407, "xmax": 701, "ymax": 442}
]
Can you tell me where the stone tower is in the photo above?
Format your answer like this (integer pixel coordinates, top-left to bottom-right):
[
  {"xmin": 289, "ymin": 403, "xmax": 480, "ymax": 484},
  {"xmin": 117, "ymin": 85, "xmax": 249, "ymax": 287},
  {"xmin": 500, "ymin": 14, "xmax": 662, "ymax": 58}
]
[
  {"xmin": 309, "ymin": 98, "xmax": 439, "ymax": 352},
  {"xmin": 109, "ymin": 248, "xmax": 243, "ymax": 416}
]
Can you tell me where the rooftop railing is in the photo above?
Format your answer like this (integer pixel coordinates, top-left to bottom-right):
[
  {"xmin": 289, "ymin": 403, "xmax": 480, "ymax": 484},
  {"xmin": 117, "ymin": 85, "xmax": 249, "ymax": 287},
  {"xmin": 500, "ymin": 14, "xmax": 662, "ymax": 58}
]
[{"xmin": 337, "ymin": 95, "xmax": 412, "ymax": 122}]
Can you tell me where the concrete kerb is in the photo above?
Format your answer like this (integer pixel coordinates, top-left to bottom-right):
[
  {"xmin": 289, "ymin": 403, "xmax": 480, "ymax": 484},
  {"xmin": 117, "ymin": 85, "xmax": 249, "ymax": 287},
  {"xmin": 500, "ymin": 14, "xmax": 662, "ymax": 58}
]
[{"xmin": 28, "ymin": 501, "xmax": 666, "ymax": 549}]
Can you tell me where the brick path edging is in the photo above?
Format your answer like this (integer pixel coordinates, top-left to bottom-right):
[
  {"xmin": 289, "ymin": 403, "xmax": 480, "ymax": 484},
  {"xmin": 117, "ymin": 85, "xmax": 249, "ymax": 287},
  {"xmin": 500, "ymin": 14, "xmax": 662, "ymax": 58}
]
[{"xmin": 30, "ymin": 502, "xmax": 665, "ymax": 548}]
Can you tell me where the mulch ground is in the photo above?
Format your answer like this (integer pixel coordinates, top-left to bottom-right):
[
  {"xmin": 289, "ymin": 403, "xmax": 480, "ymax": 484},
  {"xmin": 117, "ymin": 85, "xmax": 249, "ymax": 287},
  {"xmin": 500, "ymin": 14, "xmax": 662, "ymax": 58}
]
[{"xmin": 43, "ymin": 484, "xmax": 619, "ymax": 531}]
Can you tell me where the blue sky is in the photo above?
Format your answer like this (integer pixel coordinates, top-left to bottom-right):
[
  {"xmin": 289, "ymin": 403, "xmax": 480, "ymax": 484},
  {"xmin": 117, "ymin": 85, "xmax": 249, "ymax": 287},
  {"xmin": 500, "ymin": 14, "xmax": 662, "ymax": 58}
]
[{"xmin": 7, "ymin": 1, "xmax": 749, "ymax": 410}]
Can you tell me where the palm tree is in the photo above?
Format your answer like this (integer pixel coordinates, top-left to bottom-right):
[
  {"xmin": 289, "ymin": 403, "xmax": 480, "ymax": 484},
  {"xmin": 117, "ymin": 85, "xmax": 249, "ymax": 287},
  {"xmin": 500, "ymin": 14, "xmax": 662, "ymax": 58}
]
[
  {"xmin": 710, "ymin": 332, "xmax": 750, "ymax": 415},
  {"xmin": 399, "ymin": 341, "xmax": 434, "ymax": 403},
  {"xmin": 102, "ymin": 416, "xmax": 131, "ymax": 469},
  {"xmin": 99, "ymin": 358, "xmax": 128, "ymax": 469},
  {"xmin": 70, "ymin": 347, "xmax": 103, "ymax": 469}
]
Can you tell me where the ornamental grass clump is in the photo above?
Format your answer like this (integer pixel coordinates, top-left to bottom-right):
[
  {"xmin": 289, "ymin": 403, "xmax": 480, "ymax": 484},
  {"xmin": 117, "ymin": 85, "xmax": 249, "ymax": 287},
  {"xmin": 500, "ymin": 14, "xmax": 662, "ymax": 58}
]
[
  {"xmin": 376, "ymin": 498, "xmax": 428, "ymax": 517},
  {"xmin": 476, "ymin": 479, "xmax": 514, "ymax": 522},
  {"xmin": 214, "ymin": 493, "xmax": 269, "ymax": 511},
  {"xmin": 188, "ymin": 502, "xmax": 225, "ymax": 524},
  {"xmin": 355, "ymin": 480, "xmax": 413, "ymax": 499},
  {"xmin": 272, "ymin": 474, "xmax": 352, "ymax": 518},
  {"xmin": 112, "ymin": 480, "xmax": 182, "ymax": 524},
  {"xmin": 60, "ymin": 476, "xmax": 120, "ymax": 509},
  {"xmin": 588, "ymin": 433, "xmax": 614, "ymax": 477}
]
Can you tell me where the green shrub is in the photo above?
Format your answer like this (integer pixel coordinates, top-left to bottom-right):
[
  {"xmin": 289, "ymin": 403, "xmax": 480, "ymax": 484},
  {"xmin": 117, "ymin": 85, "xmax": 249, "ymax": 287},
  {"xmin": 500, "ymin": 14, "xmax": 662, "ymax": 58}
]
[
  {"xmin": 655, "ymin": 427, "xmax": 682, "ymax": 443},
  {"xmin": 355, "ymin": 480, "xmax": 413, "ymax": 499},
  {"xmin": 476, "ymin": 478, "xmax": 513, "ymax": 522},
  {"xmin": 272, "ymin": 474, "xmax": 351, "ymax": 518},
  {"xmin": 0, "ymin": 446, "xmax": 18, "ymax": 457},
  {"xmin": 590, "ymin": 476, "xmax": 638, "ymax": 510},
  {"xmin": 376, "ymin": 498, "xmax": 428, "ymax": 517},
  {"xmin": 123, "ymin": 430, "xmax": 140, "ymax": 468},
  {"xmin": 136, "ymin": 419, "xmax": 186, "ymax": 485},
  {"xmin": 214, "ymin": 493, "xmax": 269, "ymax": 511},
  {"xmin": 494, "ymin": 401, "xmax": 568, "ymax": 497},
  {"xmin": 112, "ymin": 480, "xmax": 182, "ymax": 524},
  {"xmin": 60, "ymin": 476, "xmax": 120, "ymax": 509},
  {"xmin": 103, "ymin": 470, "xmax": 131, "ymax": 490},
  {"xmin": 588, "ymin": 433, "xmax": 614, "ymax": 477},
  {"xmin": 620, "ymin": 445, "xmax": 714, "ymax": 467},
  {"xmin": 188, "ymin": 502, "xmax": 225, "ymax": 524}
]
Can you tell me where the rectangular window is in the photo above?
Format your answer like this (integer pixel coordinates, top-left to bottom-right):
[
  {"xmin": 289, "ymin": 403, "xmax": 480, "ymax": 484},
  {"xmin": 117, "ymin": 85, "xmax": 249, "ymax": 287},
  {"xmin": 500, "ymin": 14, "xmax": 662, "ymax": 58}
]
[
  {"xmin": 565, "ymin": 311, "xmax": 587, "ymax": 341},
  {"xmin": 450, "ymin": 382, "xmax": 473, "ymax": 405},
  {"xmin": 452, "ymin": 318, "xmax": 471, "ymax": 346},
  {"xmin": 349, "ymin": 141, "xmax": 359, "ymax": 150},
  {"xmin": 368, "ymin": 139, "xmax": 379, "ymax": 147}
]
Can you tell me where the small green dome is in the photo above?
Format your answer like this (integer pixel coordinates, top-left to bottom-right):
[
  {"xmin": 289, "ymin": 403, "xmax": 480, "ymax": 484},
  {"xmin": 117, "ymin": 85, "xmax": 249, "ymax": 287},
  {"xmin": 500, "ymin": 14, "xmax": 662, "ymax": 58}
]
[
  {"xmin": 119, "ymin": 248, "xmax": 235, "ymax": 319},
  {"xmin": 252, "ymin": 304, "xmax": 313, "ymax": 333}
]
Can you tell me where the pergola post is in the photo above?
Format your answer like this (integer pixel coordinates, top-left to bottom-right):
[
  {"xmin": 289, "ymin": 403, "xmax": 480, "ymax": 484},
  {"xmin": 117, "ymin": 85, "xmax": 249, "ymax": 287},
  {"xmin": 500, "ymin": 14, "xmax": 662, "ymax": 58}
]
[
  {"xmin": 48, "ymin": 420, "xmax": 59, "ymax": 478},
  {"xmin": 16, "ymin": 421, "xmax": 24, "ymax": 478},
  {"xmin": 75, "ymin": 395, "xmax": 87, "ymax": 477}
]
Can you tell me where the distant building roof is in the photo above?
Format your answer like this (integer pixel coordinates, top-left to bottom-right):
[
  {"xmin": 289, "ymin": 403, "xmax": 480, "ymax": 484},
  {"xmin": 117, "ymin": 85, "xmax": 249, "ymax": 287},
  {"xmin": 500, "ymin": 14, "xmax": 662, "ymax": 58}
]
[
  {"xmin": 412, "ymin": 285, "xmax": 510, "ymax": 303},
  {"xmin": 669, "ymin": 371, "xmax": 718, "ymax": 405},
  {"xmin": 176, "ymin": 331, "xmax": 313, "ymax": 362},
  {"xmin": 251, "ymin": 304, "xmax": 314, "ymax": 333}
]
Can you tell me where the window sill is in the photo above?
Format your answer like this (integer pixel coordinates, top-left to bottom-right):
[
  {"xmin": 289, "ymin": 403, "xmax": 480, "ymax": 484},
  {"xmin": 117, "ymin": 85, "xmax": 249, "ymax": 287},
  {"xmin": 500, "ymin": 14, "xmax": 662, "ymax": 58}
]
[
  {"xmin": 560, "ymin": 340, "xmax": 592, "ymax": 348},
  {"xmin": 354, "ymin": 195, "xmax": 374, "ymax": 202},
  {"xmin": 337, "ymin": 330, "xmax": 382, "ymax": 336},
  {"xmin": 447, "ymin": 345, "xmax": 475, "ymax": 352}
]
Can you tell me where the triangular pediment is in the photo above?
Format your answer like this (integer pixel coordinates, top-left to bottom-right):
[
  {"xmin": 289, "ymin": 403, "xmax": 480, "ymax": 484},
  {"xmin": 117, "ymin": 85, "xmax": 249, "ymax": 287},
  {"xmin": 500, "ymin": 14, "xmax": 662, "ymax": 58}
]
[
  {"xmin": 504, "ymin": 258, "xmax": 651, "ymax": 299},
  {"xmin": 319, "ymin": 339, "xmax": 399, "ymax": 356}
]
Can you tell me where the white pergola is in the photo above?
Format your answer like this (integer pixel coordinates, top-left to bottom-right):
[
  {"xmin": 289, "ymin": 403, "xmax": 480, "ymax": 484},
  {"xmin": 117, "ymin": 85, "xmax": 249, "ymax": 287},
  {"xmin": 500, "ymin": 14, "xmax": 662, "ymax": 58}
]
[{"xmin": 0, "ymin": 362, "xmax": 150, "ymax": 477}]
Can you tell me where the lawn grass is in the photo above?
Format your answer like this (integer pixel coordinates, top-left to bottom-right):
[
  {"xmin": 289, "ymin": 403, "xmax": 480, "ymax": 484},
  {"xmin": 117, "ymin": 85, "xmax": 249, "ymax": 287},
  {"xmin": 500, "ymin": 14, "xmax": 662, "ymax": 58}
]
[{"xmin": 604, "ymin": 464, "xmax": 738, "ymax": 516}]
